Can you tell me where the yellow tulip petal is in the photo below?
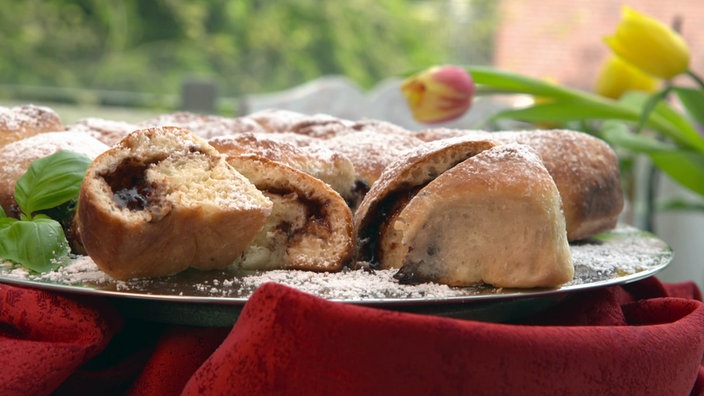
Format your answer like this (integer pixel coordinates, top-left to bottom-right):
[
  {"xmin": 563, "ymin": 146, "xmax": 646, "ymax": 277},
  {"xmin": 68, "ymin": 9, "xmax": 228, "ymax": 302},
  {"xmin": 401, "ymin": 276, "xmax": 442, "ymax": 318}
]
[{"xmin": 604, "ymin": 6, "xmax": 690, "ymax": 79}]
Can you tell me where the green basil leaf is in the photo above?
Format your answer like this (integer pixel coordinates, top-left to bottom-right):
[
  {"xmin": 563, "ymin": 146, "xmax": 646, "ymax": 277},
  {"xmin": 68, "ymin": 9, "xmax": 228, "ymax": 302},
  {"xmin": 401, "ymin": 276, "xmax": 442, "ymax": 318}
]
[
  {"xmin": 14, "ymin": 150, "xmax": 91, "ymax": 217},
  {"xmin": 0, "ymin": 217, "xmax": 69, "ymax": 272}
]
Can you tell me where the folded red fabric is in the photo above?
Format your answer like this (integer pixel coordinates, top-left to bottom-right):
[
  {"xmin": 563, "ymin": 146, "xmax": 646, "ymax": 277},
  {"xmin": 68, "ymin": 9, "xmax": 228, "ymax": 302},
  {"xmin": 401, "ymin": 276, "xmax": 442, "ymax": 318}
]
[
  {"xmin": 1, "ymin": 277, "xmax": 703, "ymax": 395},
  {"xmin": 183, "ymin": 278, "xmax": 704, "ymax": 396},
  {"xmin": 0, "ymin": 285, "xmax": 121, "ymax": 396}
]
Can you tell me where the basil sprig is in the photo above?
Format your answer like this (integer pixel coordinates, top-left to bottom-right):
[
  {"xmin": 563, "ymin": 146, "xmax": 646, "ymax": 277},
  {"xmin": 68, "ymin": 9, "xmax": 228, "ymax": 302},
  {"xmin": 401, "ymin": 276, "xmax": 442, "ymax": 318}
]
[{"xmin": 0, "ymin": 150, "xmax": 91, "ymax": 272}]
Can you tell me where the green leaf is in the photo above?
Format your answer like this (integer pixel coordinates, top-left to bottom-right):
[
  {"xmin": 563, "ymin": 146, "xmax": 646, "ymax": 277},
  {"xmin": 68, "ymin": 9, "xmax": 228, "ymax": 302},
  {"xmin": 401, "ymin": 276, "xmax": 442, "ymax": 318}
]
[
  {"xmin": 14, "ymin": 150, "xmax": 91, "ymax": 217},
  {"xmin": 657, "ymin": 196, "xmax": 704, "ymax": 212},
  {"xmin": 488, "ymin": 100, "xmax": 644, "ymax": 125},
  {"xmin": 468, "ymin": 66, "xmax": 592, "ymax": 101},
  {"xmin": 650, "ymin": 151, "xmax": 704, "ymax": 196},
  {"xmin": 0, "ymin": 217, "xmax": 70, "ymax": 272},
  {"xmin": 633, "ymin": 87, "xmax": 672, "ymax": 133},
  {"xmin": 619, "ymin": 91, "xmax": 704, "ymax": 153},
  {"xmin": 598, "ymin": 121, "xmax": 704, "ymax": 196},
  {"xmin": 599, "ymin": 122, "xmax": 675, "ymax": 153},
  {"xmin": 673, "ymin": 87, "xmax": 704, "ymax": 127}
]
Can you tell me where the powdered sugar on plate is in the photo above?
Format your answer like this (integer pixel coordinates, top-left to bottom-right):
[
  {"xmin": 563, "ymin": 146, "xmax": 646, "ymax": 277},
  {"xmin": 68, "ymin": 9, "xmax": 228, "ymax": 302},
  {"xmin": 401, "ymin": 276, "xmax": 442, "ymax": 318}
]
[{"xmin": 0, "ymin": 225, "xmax": 671, "ymax": 303}]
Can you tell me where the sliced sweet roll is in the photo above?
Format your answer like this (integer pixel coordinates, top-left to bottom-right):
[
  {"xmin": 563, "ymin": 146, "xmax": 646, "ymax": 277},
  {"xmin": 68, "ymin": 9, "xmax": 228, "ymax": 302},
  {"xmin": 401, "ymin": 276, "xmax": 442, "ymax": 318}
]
[
  {"xmin": 77, "ymin": 126, "xmax": 273, "ymax": 280},
  {"xmin": 224, "ymin": 154, "xmax": 355, "ymax": 272},
  {"xmin": 355, "ymin": 138, "xmax": 573, "ymax": 289}
]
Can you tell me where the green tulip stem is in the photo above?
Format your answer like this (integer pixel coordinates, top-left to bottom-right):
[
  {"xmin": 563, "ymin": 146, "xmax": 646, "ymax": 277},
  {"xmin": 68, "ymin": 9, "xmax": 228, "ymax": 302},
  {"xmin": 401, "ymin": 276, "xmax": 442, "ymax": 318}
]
[{"xmin": 686, "ymin": 70, "xmax": 704, "ymax": 89}]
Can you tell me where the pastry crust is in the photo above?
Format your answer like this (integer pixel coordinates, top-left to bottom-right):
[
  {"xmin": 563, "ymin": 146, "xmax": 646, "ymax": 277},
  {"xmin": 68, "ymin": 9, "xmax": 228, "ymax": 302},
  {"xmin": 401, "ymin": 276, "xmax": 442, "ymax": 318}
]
[
  {"xmin": 140, "ymin": 111, "xmax": 264, "ymax": 139},
  {"xmin": 415, "ymin": 129, "xmax": 624, "ymax": 240},
  {"xmin": 77, "ymin": 126, "xmax": 272, "ymax": 280},
  {"xmin": 0, "ymin": 104, "xmax": 65, "ymax": 147},
  {"xmin": 323, "ymin": 130, "xmax": 425, "ymax": 197},
  {"xmin": 225, "ymin": 155, "xmax": 355, "ymax": 272},
  {"xmin": 246, "ymin": 109, "xmax": 352, "ymax": 138},
  {"xmin": 391, "ymin": 144, "xmax": 573, "ymax": 288},
  {"xmin": 68, "ymin": 117, "xmax": 139, "ymax": 146},
  {"xmin": 492, "ymin": 130, "xmax": 623, "ymax": 241},
  {"xmin": 209, "ymin": 133, "xmax": 357, "ymax": 205}
]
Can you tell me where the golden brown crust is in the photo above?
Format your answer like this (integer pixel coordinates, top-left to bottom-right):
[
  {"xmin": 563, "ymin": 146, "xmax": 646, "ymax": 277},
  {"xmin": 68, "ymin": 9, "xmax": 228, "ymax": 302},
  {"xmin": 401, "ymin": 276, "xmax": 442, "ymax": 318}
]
[
  {"xmin": 0, "ymin": 104, "xmax": 65, "ymax": 147},
  {"xmin": 414, "ymin": 129, "xmax": 624, "ymax": 240},
  {"xmin": 225, "ymin": 154, "xmax": 355, "ymax": 272},
  {"xmin": 76, "ymin": 126, "xmax": 272, "ymax": 280}
]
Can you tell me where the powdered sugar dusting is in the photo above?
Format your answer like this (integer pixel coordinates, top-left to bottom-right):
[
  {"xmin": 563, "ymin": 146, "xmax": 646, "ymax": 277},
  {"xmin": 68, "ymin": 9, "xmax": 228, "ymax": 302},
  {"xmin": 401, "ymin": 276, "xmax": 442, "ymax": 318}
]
[
  {"xmin": 0, "ymin": 225, "xmax": 671, "ymax": 302},
  {"xmin": 0, "ymin": 104, "xmax": 64, "ymax": 133}
]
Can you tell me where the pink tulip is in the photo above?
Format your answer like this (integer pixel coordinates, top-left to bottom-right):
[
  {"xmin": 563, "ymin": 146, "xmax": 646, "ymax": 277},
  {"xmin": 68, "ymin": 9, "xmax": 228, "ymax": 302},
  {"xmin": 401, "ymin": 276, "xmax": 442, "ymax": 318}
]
[{"xmin": 401, "ymin": 65, "xmax": 475, "ymax": 124}]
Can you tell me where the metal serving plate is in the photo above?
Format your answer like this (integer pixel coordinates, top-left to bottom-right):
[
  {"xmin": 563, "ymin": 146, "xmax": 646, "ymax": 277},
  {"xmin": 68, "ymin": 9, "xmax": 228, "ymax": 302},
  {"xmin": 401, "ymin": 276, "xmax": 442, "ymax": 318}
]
[{"xmin": 0, "ymin": 225, "xmax": 672, "ymax": 326}]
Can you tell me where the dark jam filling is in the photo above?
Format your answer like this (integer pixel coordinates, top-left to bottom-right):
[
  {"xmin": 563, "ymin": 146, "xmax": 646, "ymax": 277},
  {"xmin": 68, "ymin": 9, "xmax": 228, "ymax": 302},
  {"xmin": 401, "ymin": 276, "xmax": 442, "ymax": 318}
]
[
  {"xmin": 265, "ymin": 187, "xmax": 331, "ymax": 241},
  {"xmin": 361, "ymin": 186, "xmax": 421, "ymax": 268},
  {"xmin": 101, "ymin": 157, "xmax": 163, "ymax": 211},
  {"xmin": 113, "ymin": 184, "xmax": 155, "ymax": 211}
]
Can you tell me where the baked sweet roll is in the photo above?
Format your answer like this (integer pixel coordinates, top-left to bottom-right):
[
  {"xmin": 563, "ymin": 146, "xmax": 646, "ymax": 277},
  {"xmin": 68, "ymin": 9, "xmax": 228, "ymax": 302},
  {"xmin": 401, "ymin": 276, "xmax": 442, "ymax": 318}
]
[
  {"xmin": 67, "ymin": 117, "xmax": 139, "ymax": 146},
  {"xmin": 491, "ymin": 130, "xmax": 623, "ymax": 241},
  {"xmin": 415, "ymin": 128, "xmax": 623, "ymax": 241},
  {"xmin": 140, "ymin": 111, "xmax": 265, "ymax": 139},
  {"xmin": 354, "ymin": 138, "xmax": 573, "ymax": 288},
  {"xmin": 76, "ymin": 126, "xmax": 273, "ymax": 280},
  {"xmin": 0, "ymin": 104, "xmax": 65, "ymax": 146},
  {"xmin": 246, "ymin": 109, "xmax": 352, "ymax": 139},
  {"xmin": 322, "ymin": 130, "xmax": 426, "ymax": 199},
  {"xmin": 223, "ymin": 154, "xmax": 355, "ymax": 272},
  {"xmin": 0, "ymin": 132, "xmax": 109, "ymax": 218},
  {"xmin": 209, "ymin": 133, "xmax": 358, "ymax": 205}
]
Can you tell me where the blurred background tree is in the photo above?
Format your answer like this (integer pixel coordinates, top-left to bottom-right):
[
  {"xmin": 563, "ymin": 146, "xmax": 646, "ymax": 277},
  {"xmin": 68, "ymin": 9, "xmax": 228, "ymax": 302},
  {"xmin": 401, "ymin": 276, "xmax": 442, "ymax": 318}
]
[{"xmin": 0, "ymin": 0, "xmax": 498, "ymax": 111}]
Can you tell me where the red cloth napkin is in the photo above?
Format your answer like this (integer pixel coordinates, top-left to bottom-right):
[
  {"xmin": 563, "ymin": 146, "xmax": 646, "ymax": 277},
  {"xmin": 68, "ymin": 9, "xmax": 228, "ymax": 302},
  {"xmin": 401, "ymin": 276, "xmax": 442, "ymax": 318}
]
[{"xmin": 1, "ymin": 276, "xmax": 703, "ymax": 395}]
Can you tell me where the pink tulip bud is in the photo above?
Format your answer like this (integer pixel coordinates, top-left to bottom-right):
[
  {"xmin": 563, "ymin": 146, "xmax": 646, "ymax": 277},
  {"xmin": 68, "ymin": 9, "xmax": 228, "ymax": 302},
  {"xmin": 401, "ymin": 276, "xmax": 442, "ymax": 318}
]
[{"xmin": 401, "ymin": 65, "xmax": 475, "ymax": 124}]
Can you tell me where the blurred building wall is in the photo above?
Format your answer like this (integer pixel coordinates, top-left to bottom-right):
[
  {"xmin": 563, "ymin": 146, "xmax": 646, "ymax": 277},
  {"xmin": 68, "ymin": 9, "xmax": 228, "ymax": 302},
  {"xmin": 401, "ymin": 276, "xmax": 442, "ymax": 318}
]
[{"xmin": 494, "ymin": 0, "xmax": 704, "ymax": 90}]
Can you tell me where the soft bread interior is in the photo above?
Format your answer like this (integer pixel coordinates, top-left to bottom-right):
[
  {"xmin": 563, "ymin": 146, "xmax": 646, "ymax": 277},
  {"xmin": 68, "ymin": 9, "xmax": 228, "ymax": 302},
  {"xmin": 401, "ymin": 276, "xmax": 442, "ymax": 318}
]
[
  {"xmin": 389, "ymin": 144, "xmax": 573, "ymax": 288},
  {"xmin": 226, "ymin": 155, "xmax": 354, "ymax": 272}
]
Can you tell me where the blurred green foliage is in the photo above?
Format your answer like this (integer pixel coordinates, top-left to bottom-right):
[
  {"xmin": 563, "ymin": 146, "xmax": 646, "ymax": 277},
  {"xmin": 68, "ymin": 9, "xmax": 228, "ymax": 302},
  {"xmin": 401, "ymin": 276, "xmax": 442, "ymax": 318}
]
[{"xmin": 0, "ymin": 0, "xmax": 497, "ymax": 103}]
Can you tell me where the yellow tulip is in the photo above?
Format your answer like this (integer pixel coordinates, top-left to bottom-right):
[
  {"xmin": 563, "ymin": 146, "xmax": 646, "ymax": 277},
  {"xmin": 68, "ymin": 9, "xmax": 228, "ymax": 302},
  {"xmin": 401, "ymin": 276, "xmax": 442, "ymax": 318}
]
[
  {"xmin": 595, "ymin": 56, "xmax": 660, "ymax": 99},
  {"xmin": 401, "ymin": 65, "xmax": 475, "ymax": 124},
  {"xmin": 604, "ymin": 6, "xmax": 690, "ymax": 79}
]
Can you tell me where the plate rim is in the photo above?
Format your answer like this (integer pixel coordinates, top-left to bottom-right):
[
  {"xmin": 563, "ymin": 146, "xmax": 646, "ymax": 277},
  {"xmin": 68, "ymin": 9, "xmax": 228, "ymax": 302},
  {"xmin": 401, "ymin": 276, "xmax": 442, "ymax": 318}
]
[{"xmin": 0, "ymin": 225, "xmax": 673, "ymax": 307}]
